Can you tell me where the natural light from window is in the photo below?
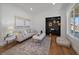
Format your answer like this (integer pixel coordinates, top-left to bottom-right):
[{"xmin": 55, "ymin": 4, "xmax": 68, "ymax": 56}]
[{"xmin": 70, "ymin": 4, "xmax": 79, "ymax": 38}]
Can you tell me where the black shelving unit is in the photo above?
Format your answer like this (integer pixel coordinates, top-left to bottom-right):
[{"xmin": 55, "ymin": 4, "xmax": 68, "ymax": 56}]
[{"xmin": 45, "ymin": 16, "xmax": 61, "ymax": 36}]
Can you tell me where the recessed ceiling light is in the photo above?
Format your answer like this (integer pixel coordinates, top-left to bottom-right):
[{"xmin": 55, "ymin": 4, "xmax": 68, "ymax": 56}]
[
  {"xmin": 52, "ymin": 3, "xmax": 56, "ymax": 5},
  {"xmin": 30, "ymin": 8, "xmax": 33, "ymax": 11}
]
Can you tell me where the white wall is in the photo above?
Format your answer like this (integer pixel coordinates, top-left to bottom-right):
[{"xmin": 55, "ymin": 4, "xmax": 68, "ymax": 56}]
[
  {"xmin": 32, "ymin": 6, "xmax": 67, "ymax": 37},
  {"xmin": 0, "ymin": 4, "xmax": 32, "ymax": 34},
  {"xmin": 0, "ymin": 4, "xmax": 2, "ymax": 35}
]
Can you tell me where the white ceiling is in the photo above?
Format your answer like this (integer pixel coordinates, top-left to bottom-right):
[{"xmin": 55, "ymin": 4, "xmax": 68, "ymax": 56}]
[{"xmin": 13, "ymin": 3, "xmax": 70, "ymax": 15}]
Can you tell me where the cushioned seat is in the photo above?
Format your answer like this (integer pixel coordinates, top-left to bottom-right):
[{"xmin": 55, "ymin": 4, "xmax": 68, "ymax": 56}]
[
  {"xmin": 32, "ymin": 33, "xmax": 45, "ymax": 41},
  {"xmin": 6, "ymin": 35, "xmax": 16, "ymax": 44},
  {"xmin": 0, "ymin": 40, "xmax": 7, "ymax": 47},
  {"xmin": 56, "ymin": 37, "xmax": 71, "ymax": 47},
  {"xmin": 16, "ymin": 31, "xmax": 34, "ymax": 42}
]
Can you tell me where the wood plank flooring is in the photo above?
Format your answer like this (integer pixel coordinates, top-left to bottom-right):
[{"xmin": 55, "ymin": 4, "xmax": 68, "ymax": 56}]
[
  {"xmin": 0, "ymin": 41, "xmax": 18, "ymax": 53},
  {"xmin": 49, "ymin": 34, "xmax": 77, "ymax": 55}
]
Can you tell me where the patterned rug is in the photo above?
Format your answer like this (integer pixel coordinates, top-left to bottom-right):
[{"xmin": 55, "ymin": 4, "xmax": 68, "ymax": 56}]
[{"xmin": 1, "ymin": 36, "xmax": 50, "ymax": 55}]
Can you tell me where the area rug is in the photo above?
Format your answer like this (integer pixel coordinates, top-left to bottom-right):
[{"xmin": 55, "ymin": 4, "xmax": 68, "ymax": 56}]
[{"xmin": 1, "ymin": 36, "xmax": 50, "ymax": 55}]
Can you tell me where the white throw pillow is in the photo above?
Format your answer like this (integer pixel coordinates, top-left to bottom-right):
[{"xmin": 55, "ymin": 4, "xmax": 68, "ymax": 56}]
[
  {"xmin": 22, "ymin": 32, "xmax": 26, "ymax": 37},
  {"xmin": 24, "ymin": 30, "xmax": 27, "ymax": 35}
]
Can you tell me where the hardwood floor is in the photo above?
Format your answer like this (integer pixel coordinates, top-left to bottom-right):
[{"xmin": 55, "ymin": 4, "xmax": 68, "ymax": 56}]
[
  {"xmin": 0, "ymin": 41, "xmax": 18, "ymax": 53},
  {"xmin": 49, "ymin": 34, "xmax": 77, "ymax": 55}
]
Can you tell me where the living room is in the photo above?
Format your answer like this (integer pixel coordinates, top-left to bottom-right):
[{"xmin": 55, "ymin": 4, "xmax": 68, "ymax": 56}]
[{"xmin": 0, "ymin": 3, "xmax": 79, "ymax": 55}]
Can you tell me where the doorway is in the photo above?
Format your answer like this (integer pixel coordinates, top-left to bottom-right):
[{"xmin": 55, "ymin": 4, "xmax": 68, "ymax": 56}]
[{"xmin": 46, "ymin": 16, "xmax": 61, "ymax": 36}]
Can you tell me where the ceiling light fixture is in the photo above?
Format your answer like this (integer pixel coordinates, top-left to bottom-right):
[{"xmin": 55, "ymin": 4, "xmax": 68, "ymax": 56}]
[
  {"xmin": 52, "ymin": 3, "xmax": 56, "ymax": 5},
  {"xmin": 30, "ymin": 8, "xmax": 33, "ymax": 11}
]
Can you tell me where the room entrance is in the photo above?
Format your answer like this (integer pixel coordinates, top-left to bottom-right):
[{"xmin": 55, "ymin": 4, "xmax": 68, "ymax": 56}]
[{"xmin": 45, "ymin": 16, "xmax": 61, "ymax": 36}]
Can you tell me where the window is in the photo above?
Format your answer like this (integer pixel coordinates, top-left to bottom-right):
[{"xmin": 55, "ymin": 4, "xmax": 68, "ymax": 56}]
[
  {"xmin": 15, "ymin": 16, "xmax": 30, "ymax": 27},
  {"xmin": 70, "ymin": 4, "xmax": 79, "ymax": 38}
]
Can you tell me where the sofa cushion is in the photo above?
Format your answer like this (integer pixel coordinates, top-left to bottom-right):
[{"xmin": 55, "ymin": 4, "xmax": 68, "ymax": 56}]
[
  {"xmin": 33, "ymin": 33, "xmax": 45, "ymax": 40},
  {"xmin": 56, "ymin": 37, "xmax": 71, "ymax": 47},
  {"xmin": 24, "ymin": 30, "xmax": 27, "ymax": 34},
  {"xmin": 0, "ymin": 40, "xmax": 7, "ymax": 47}
]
